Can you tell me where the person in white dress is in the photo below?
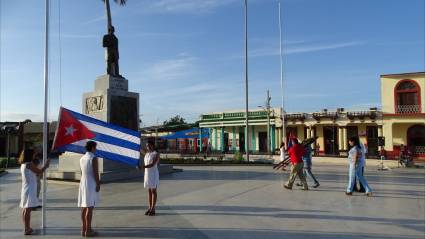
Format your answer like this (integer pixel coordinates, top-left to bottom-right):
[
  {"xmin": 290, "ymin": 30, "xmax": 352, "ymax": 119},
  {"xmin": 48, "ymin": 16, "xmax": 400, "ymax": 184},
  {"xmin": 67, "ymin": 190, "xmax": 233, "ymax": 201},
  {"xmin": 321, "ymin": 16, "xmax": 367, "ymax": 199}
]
[
  {"xmin": 78, "ymin": 141, "xmax": 100, "ymax": 237},
  {"xmin": 19, "ymin": 148, "xmax": 50, "ymax": 235},
  {"xmin": 141, "ymin": 141, "xmax": 160, "ymax": 216}
]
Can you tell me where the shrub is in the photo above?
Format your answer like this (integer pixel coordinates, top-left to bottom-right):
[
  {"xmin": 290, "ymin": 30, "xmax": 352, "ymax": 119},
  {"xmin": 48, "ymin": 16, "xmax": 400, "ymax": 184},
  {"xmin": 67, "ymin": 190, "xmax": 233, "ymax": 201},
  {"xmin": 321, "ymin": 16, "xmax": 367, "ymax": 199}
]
[
  {"xmin": 0, "ymin": 157, "xmax": 19, "ymax": 168},
  {"xmin": 234, "ymin": 152, "xmax": 244, "ymax": 162}
]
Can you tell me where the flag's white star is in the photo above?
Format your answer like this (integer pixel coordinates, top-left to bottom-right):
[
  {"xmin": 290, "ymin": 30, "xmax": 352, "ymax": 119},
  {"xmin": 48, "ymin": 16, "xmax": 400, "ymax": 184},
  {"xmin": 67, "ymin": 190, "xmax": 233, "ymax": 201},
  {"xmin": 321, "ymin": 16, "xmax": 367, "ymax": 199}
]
[{"xmin": 65, "ymin": 125, "xmax": 77, "ymax": 136}]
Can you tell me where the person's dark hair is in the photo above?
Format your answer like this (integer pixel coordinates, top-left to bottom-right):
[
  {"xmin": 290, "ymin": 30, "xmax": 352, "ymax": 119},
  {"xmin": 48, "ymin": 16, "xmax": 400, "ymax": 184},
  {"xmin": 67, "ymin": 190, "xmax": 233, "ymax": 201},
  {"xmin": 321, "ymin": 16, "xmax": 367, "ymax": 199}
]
[
  {"xmin": 147, "ymin": 140, "xmax": 156, "ymax": 150},
  {"xmin": 85, "ymin": 141, "xmax": 97, "ymax": 152},
  {"xmin": 18, "ymin": 149, "xmax": 35, "ymax": 164},
  {"xmin": 291, "ymin": 138, "xmax": 299, "ymax": 144},
  {"xmin": 348, "ymin": 136, "xmax": 361, "ymax": 150},
  {"xmin": 280, "ymin": 142, "xmax": 285, "ymax": 148},
  {"xmin": 33, "ymin": 152, "xmax": 42, "ymax": 165}
]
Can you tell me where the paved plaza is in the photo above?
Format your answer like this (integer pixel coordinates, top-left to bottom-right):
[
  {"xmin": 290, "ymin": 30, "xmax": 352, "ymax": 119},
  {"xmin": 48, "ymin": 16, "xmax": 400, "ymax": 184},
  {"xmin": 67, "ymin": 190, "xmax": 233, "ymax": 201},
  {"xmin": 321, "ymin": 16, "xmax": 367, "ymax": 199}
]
[{"xmin": 1, "ymin": 163, "xmax": 424, "ymax": 239}]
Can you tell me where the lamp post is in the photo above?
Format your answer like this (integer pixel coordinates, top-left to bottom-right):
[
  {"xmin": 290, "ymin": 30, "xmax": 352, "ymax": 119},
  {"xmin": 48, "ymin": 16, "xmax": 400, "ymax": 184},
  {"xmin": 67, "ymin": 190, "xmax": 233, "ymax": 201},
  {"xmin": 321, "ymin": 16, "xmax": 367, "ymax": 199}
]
[{"xmin": 258, "ymin": 90, "xmax": 272, "ymax": 154}]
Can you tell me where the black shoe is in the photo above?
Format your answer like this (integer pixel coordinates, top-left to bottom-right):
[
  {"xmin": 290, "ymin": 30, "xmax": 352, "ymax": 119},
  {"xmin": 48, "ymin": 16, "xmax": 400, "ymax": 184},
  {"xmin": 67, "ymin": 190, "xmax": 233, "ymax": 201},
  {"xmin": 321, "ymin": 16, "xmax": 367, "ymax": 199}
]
[
  {"xmin": 296, "ymin": 183, "xmax": 303, "ymax": 187},
  {"xmin": 283, "ymin": 185, "xmax": 292, "ymax": 190},
  {"xmin": 345, "ymin": 192, "xmax": 353, "ymax": 196},
  {"xmin": 312, "ymin": 183, "xmax": 320, "ymax": 188}
]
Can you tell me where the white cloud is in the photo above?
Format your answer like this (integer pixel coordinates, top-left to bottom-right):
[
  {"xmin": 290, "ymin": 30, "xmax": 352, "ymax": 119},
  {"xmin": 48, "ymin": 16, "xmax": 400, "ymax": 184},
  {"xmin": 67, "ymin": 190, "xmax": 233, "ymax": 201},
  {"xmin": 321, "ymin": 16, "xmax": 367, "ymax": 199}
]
[
  {"xmin": 83, "ymin": 15, "xmax": 107, "ymax": 25},
  {"xmin": 246, "ymin": 41, "xmax": 365, "ymax": 58},
  {"xmin": 138, "ymin": 55, "xmax": 197, "ymax": 81},
  {"xmin": 141, "ymin": 0, "xmax": 238, "ymax": 14}
]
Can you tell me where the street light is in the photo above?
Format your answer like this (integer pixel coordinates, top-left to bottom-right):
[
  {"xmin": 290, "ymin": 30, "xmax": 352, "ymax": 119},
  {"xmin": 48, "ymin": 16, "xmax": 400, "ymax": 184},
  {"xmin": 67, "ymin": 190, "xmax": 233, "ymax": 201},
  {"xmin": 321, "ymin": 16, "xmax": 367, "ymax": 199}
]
[{"xmin": 258, "ymin": 90, "xmax": 272, "ymax": 154}]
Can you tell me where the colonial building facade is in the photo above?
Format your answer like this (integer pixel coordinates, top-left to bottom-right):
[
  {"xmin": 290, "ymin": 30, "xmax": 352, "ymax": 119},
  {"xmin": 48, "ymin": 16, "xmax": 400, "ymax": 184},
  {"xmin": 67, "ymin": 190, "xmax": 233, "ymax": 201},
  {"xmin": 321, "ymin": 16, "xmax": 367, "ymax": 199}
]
[
  {"xmin": 199, "ymin": 72, "xmax": 425, "ymax": 159},
  {"xmin": 380, "ymin": 72, "xmax": 425, "ymax": 159}
]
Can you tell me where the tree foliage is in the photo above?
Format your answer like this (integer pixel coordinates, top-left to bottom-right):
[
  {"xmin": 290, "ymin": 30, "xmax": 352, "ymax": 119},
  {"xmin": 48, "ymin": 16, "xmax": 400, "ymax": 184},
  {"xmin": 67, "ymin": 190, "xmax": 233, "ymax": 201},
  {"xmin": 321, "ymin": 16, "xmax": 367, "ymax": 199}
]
[{"xmin": 163, "ymin": 115, "xmax": 187, "ymax": 126}]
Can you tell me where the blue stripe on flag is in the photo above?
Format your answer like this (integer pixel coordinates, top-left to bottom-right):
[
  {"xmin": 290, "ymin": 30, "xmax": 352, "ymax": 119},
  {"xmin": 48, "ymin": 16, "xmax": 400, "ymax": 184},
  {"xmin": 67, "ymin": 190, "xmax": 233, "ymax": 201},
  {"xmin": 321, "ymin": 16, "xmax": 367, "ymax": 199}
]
[
  {"xmin": 65, "ymin": 108, "xmax": 140, "ymax": 137},
  {"xmin": 59, "ymin": 144, "xmax": 140, "ymax": 167},
  {"xmin": 93, "ymin": 132, "xmax": 140, "ymax": 151}
]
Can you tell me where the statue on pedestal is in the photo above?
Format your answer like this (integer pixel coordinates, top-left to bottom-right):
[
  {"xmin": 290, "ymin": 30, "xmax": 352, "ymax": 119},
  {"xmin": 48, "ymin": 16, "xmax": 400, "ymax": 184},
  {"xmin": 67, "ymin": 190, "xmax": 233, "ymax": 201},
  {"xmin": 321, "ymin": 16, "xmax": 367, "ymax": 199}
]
[{"xmin": 103, "ymin": 26, "xmax": 120, "ymax": 76}]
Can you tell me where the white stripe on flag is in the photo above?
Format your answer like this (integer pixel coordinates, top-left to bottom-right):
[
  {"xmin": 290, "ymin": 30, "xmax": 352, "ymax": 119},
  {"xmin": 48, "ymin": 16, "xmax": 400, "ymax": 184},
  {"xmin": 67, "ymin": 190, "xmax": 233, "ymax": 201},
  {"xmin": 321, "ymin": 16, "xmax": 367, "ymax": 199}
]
[
  {"xmin": 80, "ymin": 120, "xmax": 140, "ymax": 144},
  {"xmin": 73, "ymin": 139, "xmax": 139, "ymax": 159}
]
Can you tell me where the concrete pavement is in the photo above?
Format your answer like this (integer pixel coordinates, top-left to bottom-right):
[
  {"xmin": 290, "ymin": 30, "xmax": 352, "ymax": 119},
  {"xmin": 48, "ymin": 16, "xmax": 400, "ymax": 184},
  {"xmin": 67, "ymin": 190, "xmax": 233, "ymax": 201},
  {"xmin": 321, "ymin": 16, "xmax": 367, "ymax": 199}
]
[{"xmin": 1, "ymin": 164, "xmax": 424, "ymax": 239}]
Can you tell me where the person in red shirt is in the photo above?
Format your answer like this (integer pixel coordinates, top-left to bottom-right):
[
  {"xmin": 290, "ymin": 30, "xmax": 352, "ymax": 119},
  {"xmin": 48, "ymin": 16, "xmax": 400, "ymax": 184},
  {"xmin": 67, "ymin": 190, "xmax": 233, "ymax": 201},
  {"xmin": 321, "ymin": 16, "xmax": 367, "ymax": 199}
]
[{"xmin": 284, "ymin": 138, "xmax": 308, "ymax": 190}]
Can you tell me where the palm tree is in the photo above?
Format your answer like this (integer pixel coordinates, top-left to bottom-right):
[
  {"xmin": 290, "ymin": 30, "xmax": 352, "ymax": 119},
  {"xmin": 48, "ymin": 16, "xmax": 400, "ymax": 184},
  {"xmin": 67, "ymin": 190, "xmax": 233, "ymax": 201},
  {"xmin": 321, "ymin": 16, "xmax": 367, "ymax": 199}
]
[{"xmin": 102, "ymin": 0, "xmax": 127, "ymax": 31}]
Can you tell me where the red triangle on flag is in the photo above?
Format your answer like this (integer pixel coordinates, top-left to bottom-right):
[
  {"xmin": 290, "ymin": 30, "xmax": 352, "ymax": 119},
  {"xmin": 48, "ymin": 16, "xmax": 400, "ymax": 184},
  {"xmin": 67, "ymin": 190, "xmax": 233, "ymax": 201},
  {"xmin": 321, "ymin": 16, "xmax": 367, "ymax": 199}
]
[{"xmin": 52, "ymin": 108, "xmax": 95, "ymax": 150}]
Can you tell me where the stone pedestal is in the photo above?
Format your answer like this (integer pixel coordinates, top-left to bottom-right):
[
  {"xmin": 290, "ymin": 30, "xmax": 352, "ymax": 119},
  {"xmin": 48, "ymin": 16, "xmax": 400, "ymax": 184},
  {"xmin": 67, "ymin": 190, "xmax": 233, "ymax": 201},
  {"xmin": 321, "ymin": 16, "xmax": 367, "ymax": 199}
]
[{"xmin": 49, "ymin": 74, "xmax": 148, "ymax": 181}]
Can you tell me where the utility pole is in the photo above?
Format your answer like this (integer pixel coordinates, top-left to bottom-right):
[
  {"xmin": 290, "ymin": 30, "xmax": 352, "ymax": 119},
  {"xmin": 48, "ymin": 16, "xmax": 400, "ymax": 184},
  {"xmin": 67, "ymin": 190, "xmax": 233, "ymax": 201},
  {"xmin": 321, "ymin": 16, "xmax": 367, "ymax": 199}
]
[
  {"xmin": 278, "ymin": 1, "xmax": 286, "ymax": 153},
  {"xmin": 266, "ymin": 90, "xmax": 271, "ymax": 154},
  {"xmin": 244, "ymin": 0, "xmax": 250, "ymax": 162}
]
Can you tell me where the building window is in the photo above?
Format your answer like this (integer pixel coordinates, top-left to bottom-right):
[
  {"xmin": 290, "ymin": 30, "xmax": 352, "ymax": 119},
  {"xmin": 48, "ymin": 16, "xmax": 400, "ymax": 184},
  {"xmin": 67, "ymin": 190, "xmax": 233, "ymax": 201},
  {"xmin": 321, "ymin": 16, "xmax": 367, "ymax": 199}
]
[{"xmin": 395, "ymin": 80, "xmax": 421, "ymax": 114}]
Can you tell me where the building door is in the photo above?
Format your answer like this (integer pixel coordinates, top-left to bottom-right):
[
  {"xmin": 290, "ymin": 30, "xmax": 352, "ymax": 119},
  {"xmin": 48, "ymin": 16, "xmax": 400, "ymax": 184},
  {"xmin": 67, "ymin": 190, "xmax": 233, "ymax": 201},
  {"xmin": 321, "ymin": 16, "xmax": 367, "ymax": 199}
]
[
  {"xmin": 366, "ymin": 126, "xmax": 378, "ymax": 157},
  {"xmin": 239, "ymin": 132, "xmax": 245, "ymax": 152},
  {"xmin": 259, "ymin": 132, "xmax": 267, "ymax": 153},
  {"xmin": 323, "ymin": 126, "xmax": 338, "ymax": 155},
  {"xmin": 0, "ymin": 137, "xmax": 5, "ymax": 157},
  {"xmin": 224, "ymin": 133, "xmax": 229, "ymax": 152},
  {"xmin": 346, "ymin": 126, "xmax": 358, "ymax": 149},
  {"xmin": 407, "ymin": 125, "xmax": 425, "ymax": 156}
]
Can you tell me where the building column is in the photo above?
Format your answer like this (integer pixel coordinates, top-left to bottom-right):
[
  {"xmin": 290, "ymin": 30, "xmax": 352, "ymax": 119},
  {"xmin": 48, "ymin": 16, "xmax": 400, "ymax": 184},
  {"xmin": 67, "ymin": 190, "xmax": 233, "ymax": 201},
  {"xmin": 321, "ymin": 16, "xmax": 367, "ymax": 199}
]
[
  {"xmin": 214, "ymin": 128, "xmax": 218, "ymax": 151},
  {"xmin": 232, "ymin": 126, "xmax": 236, "ymax": 151},
  {"xmin": 342, "ymin": 127, "xmax": 347, "ymax": 151},
  {"xmin": 199, "ymin": 128, "xmax": 202, "ymax": 152},
  {"xmin": 378, "ymin": 125, "xmax": 383, "ymax": 137},
  {"xmin": 251, "ymin": 125, "xmax": 256, "ymax": 153},
  {"xmin": 220, "ymin": 127, "xmax": 225, "ymax": 152},
  {"xmin": 271, "ymin": 125, "xmax": 276, "ymax": 151},
  {"xmin": 383, "ymin": 122, "xmax": 393, "ymax": 152},
  {"xmin": 338, "ymin": 127, "xmax": 343, "ymax": 151},
  {"xmin": 306, "ymin": 126, "xmax": 311, "ymax": 139}
]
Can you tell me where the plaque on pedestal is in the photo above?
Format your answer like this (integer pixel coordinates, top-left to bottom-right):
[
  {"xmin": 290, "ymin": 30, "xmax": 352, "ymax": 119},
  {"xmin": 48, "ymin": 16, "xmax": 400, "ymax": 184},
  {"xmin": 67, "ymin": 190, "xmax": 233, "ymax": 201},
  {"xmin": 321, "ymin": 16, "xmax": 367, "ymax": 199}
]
[{"xmin": 53, "ymin": 74, "xmax": 141, "ymax": 181}]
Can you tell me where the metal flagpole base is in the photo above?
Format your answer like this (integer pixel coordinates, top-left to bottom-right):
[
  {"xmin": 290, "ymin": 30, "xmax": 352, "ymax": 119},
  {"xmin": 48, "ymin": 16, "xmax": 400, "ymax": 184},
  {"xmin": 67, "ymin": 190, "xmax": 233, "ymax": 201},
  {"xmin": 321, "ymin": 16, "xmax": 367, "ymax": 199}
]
[{"xmin": 377, "ymin": 156, "xmax": 389, "ymax": 171}]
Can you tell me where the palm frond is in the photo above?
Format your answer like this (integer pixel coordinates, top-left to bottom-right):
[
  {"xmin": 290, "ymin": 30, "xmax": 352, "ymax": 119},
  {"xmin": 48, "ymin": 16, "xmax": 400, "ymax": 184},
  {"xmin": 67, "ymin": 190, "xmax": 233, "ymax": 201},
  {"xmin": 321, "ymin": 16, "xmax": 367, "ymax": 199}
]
[
  {"xmin": 101, "ymin": 0, "xmax": 127, "ymax": 6},
  {"xmin": 114, "ymin": 0, "xmax": 127, "ymax": 5}
]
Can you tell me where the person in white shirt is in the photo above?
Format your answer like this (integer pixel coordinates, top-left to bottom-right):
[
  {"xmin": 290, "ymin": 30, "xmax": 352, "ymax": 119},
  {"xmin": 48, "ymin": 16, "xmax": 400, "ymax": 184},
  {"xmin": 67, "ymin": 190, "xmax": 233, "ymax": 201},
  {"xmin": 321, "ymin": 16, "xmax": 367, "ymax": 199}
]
[{"xmin": 19, "ymin": 149, "xmax": 50, "ymax": 235}]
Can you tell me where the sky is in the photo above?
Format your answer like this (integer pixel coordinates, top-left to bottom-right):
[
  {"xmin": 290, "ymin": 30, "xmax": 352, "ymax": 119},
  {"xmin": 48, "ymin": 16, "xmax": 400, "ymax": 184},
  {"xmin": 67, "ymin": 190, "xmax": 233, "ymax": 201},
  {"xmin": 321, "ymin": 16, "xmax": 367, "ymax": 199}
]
[{"xmin": 0, "ymin": 0, "xmax": 424, "ymax": 126}]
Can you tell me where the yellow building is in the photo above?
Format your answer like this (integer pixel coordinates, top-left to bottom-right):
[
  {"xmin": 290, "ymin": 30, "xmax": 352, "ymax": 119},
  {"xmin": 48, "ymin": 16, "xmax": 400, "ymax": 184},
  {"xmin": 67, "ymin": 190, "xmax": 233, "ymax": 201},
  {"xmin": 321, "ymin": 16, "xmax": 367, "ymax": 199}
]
[
  {"xmin": 380, "ymin": 72, "xmax": 425, "ymax": 159},
  {"xmin": 199, "ymin": 72, "xmax": 425, "ymax": 160}
]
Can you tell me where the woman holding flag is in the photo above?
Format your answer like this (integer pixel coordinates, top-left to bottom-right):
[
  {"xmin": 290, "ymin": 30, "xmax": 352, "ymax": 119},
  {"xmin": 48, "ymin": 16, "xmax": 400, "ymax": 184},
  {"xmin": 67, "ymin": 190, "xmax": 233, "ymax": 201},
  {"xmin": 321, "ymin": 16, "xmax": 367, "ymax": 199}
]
[
  {"xmin": 19, "ymin": 148, "xmax": 50, "ymax": 235},
  {"xmin": 142, "ymin": 141, "xmax": 160, "ymax": 216}
]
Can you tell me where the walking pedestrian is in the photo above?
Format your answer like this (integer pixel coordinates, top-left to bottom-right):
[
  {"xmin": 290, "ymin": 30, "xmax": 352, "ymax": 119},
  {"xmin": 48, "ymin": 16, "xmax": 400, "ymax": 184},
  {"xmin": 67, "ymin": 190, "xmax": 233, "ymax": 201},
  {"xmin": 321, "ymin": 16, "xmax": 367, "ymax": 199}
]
[
  {"xmin": 19, "ymin": 148, "xmax": 50, "ymax": 235},
  {"xmin": 142, "ymin": 141, "xmax": 160, "ymax": 216},
  {"xmin": 283, "ymin": 138, "xmax": 308, "ymax": 190},
  {"xmin": 300, "ymin": 144, "xmax": 320, "ymax": 188},
  {"xmin": 354, "ymin": 142, "xmax": 367, "ymax": 192},
  {"xmin": 78, "ymin": 141, "xmax": 100, "ymax": 237},
  {"xmin": 346, "ymin": 137, "xmax": 372, "ymax": 196}
]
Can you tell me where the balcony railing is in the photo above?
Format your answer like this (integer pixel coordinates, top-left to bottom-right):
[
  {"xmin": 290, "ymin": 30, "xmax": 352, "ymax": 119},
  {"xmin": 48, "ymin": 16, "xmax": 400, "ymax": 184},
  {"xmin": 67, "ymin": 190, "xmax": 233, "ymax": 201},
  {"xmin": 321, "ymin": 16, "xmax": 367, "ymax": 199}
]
[
  {"xmin": 413, "ymin": 146, "xmax": 425, "ymax": 155},
  {"xmin": 396, "ymin": 105, "xmax": 420, "ymax": 114}
]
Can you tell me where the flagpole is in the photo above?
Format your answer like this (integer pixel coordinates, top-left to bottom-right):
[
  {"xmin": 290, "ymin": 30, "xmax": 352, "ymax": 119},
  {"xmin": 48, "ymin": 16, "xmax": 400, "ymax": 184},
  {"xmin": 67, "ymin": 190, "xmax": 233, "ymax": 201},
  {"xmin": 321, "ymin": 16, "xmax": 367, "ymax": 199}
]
[
  {"xmin": 244, "ymin": 0, "xmax": 250, "ymax": 162},
  {"xmin": 42, "ymin": 0, "xmax": 50, "ymax": 231},
  {"xmin": 278, "ymin": 1, "xmax": 286, "ymax": 154}
]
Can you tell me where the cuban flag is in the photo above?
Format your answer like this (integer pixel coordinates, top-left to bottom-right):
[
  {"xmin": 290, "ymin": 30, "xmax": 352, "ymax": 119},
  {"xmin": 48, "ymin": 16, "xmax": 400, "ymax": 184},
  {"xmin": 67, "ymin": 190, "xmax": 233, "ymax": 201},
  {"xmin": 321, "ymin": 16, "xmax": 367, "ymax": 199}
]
[{"xmin": 52, "ymin": 107, "xmax": 140, "ymax": 166}]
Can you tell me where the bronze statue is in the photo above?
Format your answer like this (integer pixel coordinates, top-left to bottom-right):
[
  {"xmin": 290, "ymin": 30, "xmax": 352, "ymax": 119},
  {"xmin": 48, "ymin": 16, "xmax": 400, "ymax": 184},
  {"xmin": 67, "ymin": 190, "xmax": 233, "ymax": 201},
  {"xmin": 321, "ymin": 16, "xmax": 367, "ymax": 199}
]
[{"xmin": 103, "ymin": 26, "xmax": 120, "ymax": 76}]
